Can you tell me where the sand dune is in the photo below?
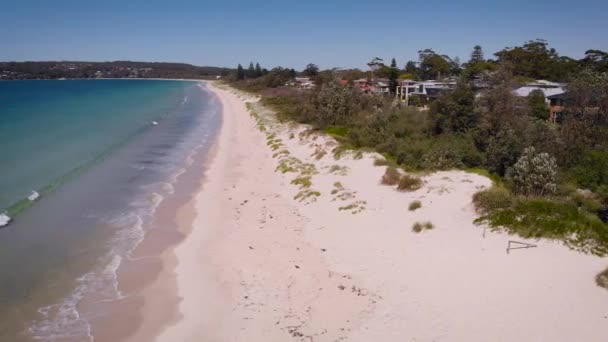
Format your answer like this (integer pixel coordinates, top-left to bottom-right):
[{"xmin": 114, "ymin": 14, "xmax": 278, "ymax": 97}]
[{"xmin": 155, "ymin": 83, "xmax": 608, "ymax": 342}]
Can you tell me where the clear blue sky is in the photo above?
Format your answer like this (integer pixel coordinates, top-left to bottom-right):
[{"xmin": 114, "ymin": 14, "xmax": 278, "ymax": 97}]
[{"xmin": 2, "ymin": 0, "xmax": 607, "ymax": 70}]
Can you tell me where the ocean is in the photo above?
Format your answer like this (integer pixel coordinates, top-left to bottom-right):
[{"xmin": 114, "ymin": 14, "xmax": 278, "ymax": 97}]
[{"xmin": 0, "ymin": 79, "xmax": 221, "ymax": 341}]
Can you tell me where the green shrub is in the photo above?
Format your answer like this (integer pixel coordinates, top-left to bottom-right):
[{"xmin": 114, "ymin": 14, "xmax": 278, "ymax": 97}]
[
  {"xmin": 472, "ymin": 186, "xmax": 514, "ymax": 213},
  {"xmin": 409, "ymin": 200, "xmax": 422, "ymax": 211},
  {"xmin": 421, "ymin": 146, "xmax": 464, "ymax": 170},
  {"xmin": 507, "ymin": 147, "xmax": 558, "ymax": 196},
  {"xmin": 597, "ymin": 267, "xmax": 608, "ymax": 290},
  {"xmin": 381, "ymin": 166, "xmax": 401, "ymax": 185},
  {"xmin": 568, "ymin": 151, "xmax": 608, "ymax": 190},
  {"xmin": 397, "ymin": 174, "xmax": 423, "ymax": 191},
  {"xmin": 485, "ymin": 127, "xmax": 523, "ymax": 176}
]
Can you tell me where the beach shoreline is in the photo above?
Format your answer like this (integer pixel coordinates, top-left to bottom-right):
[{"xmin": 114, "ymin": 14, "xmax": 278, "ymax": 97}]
[{"xmin": 127, "ymin": 82, "xmax": 608, "ymax": 342}]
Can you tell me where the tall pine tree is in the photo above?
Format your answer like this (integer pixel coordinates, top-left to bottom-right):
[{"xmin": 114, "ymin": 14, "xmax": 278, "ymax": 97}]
[
  {"xmin": 470, "ymin": 45, "xmax": 485, "ymax": 63},
  {"xmin": 389, "ymin": 58, "xmax": 399, "ymax": 94},
  {"xmin": 236, "ymin": 64, "xmax": 245, "ymax": 80},
  {"xmin": 247, "ymin": 62, "xmax": 255, "ymax": 78},
  {"xmin": 255, "ymin": 62, "xmax": 262, "ymax": 77}
]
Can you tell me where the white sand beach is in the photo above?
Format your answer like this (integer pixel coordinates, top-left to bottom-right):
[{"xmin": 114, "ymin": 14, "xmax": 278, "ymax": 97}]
[{"xmin": 152, "ymin": 82, "xmax": 608, "ymax": 342}]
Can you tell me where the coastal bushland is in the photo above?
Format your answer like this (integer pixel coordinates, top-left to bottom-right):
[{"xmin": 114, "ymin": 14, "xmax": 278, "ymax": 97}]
[{"xmin": 229, "ymin": 41, "xmax": 608, "ymax": 255}]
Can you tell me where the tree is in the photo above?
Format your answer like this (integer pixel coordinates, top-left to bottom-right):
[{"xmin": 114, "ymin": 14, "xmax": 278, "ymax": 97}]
[
  {"xmin": 470, "ymin": 45, "xmax": 485, "ymax": 64},
  {"xmin": 582, "ymin": 49, "xmax": 608, "ymax": 73},
  {"xmin": 255, "ymin": 62, "xmax": 262, "ymax": 77},
  {"xmin": 507, "ymin": 147, "xmax": 558, "ymax": 196},
  {"xmin": 494, "ymin": 39, "xmax": 562, "ymax": 80},
  {"xmin": 247, "ymin": 62, "xmax": 255, "ymax": 78},
  {"xmin": 236, "ymin": 64, "xmax": 245, "ymax": 80},
  {"xmin": 528, "ymin": 89, "xmax": 549, "ymax": 120},
  {"xmin": 418, "ymin": 49, "xmax": 451, "ymax": 80},
  {"xmin": 465, "ymin": 45, "xmax": 491, "ymax": 77},
  {"xmin": 367, "ymin": 57, "xmax": 384, "ymax": 79},
  {"xmin": 485, "ymin": 127, "xmax": 524, "ymax": 176},
  {"xmin": 303, "ymin": 63, "xmax": 319, "ymax": 77},
  {"xmin": 430, "ymin": 81, "xmax": 477, "ymax": 133},
  {"xmin": 388, "ymin": 58, "xmax": 399, "ymax": 94}
]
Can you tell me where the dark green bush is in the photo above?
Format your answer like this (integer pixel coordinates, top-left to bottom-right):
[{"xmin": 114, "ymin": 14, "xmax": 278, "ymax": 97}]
[{"xmin": 568, "ymin": 150, "xmax": 608, "ymax": 190}]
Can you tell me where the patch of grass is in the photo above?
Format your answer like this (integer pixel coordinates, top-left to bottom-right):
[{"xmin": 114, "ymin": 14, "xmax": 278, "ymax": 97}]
[
  {"xmin": 312, "ymin": 147, "xmax": 327, "ymax": 160},
  {"xmin": 374, "ymin": 158, "xmax": 390, "ymax": 166},
  {"xmin": 272, "ymin": 149, "xmax": 289, "ymax": 158},
  {"xmin": 466, "ymin": 168, "xmax": 502, "ymax": 185},
  {"xmin": 381, "ymin": 166, "xmax": 401, "ymax": 186},
  {"xmin": 328, "ymin": 164, "xmax": 349, "ymax": 175},
  {"xmin": 397, "ymin": 174, "xmax": 423, "ymax": 191},
  {"xmin": 294, "ymin": 189, "xmax": 321, "ymax": 202},
  {"xmin": 276, "ymin": 157, "xmax": 300, "ymax": 173},
  {"xmin": 325, "ymin": 126, "xmax": 349, "ymax": 137},
  {"xmin": 291, "ymin": 176, "xmax": 312, "ymax": 189},
  {"xmin": 412, "ymin": 221, "xmax": 434, "ymax": 233},
  {"xmin": 409, "ymin": 200, "xmax": 422, "ymax": 211},
  {"xmin": 339, "ymin": 200, "xmax": 366, "ymax": 214},
  {"xmin": 353, "ymin": 150, "xmax": 364, "ymax": 159},
  {"xmin": 472, "ymin": 186, "xmax": 514, "ymax": 213},
  {"xmin": 476, "ymin": 197, "xmax": 608, "ymax": 256},
  {"xmin": 597, "ymin": 267, "xmax": 608, "ymax": 290}
]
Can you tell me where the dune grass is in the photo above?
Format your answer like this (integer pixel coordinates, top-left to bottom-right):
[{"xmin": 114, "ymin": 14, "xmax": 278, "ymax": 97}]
[
  {"xmin": 381, "ymin": 166, "xmax": 401, "ymax": 186},
  {"xmin": 291, "ymin": 176, "xmax": 312, "ymax": 189},
  {"xmin": 412, "ymin": 221, "xmax": 434, "ymax": 233},
  {"xmin": 474, "ymin": 189, "xmax": 608, "ymax": 256},
  {"xmin": 597, "ymin": 267, "xmax": 608, "ymax": 290},
  {"xmin": 409, "ymin": 200, "xmax": 422, "ymax": 211},
  {"xmin": 398, "ymin": 174, "xmax": 423, "ymax": 191}
]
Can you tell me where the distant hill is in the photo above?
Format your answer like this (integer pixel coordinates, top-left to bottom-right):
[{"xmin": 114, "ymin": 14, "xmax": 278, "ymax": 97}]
[{"xmin": 0, "ymin": 61, "xmax": 234, "ymax": 80}]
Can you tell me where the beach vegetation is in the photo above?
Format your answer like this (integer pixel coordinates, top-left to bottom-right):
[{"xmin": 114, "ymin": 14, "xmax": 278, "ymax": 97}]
[
  {"xmin": 381, "ymin": 166, "xmax": 401, "ymax": 186},
  {"xmin": 397, "ymin": 174, "xmax": 423, "ymax": 191},
  {"xmin": 412, "ymin": 221, "xmax": 434, "ymax": 233},
  {"xmin": 507, "ymin": 147, "xmax": 557, "ymax": 196},
  {"xmin": 229, "ymin": 41, "xmax": 608, "ymax": 253},
  {"xmin": 373, "ymin": 158, "xmax": 390, "ymax": 166},
  {"xmin": 338, "ymin": 200, "xmax": 366, "ymax": 213},
  {"xmin": 328, "ymin": 164, "xmax": 349, "ymax": 175},
  {"xmin": 408, "ymin": 200, "xmax": 422, "ymax": 211},
  {"xmin": 291, "ymin": 176, "xmax": 312, "ymax": 189},
  {"xmin": 294, "ymin": 189, "xmax": 321, "ymax": 202},
  {"xmin": 597, "ymin": 267, "xmax": 608, "ymax": 290}
]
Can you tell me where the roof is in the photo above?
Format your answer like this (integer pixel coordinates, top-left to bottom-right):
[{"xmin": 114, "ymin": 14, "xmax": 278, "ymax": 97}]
[
  {"xmin": 514, "ymin": 86, "xmax": 565, "ymax": 97},
  {"xmin": 528, "ymin": 80, "xmax": 563, "ymax": 87}
]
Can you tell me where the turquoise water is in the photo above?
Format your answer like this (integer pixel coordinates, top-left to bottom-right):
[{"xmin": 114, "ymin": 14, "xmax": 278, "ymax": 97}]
[
  {"xmin": 0, "ymin": 80, "xmax": 188, "ymax": 214},
  {"xmin": 0, "ymin": 80, "xmax": 221, "ymax": 341}
]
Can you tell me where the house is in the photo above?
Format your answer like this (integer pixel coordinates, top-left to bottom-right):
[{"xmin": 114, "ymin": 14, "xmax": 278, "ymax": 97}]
[
  {"xmin": 294, "ymin": 77, "xmax": 315, "ymax": 89},
  {"xmin": 351, "ymin": 78, "xmax": 392, "ymax": 95},
  {"xmin": 514, "ymin": 80, "xmax": 567, "ymax": 122},
  {"xmin": 353, "ymin": 78, "xmax": 371, "ymax": 92},
  {"xmin": 514, "ymin": 80, "xmax": 565, "ymax": 98},
  {"xmin": 371, "ymin": 79, "xmax": 390, "ymax": 95},
  {"xmin": 395, "ymin": 79, "xmax": 455, "ymax": 105}
]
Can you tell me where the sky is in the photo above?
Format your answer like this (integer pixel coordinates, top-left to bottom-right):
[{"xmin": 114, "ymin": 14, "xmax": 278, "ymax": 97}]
[{"xmin": 1, "ymin": 0, "xmax": 607, "ymax": 70}]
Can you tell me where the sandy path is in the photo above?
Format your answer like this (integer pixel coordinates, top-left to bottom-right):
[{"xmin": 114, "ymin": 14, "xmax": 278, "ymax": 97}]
[{"xmin": 156, "ymin": 83, "xmax": 608, "ymax": 342}]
